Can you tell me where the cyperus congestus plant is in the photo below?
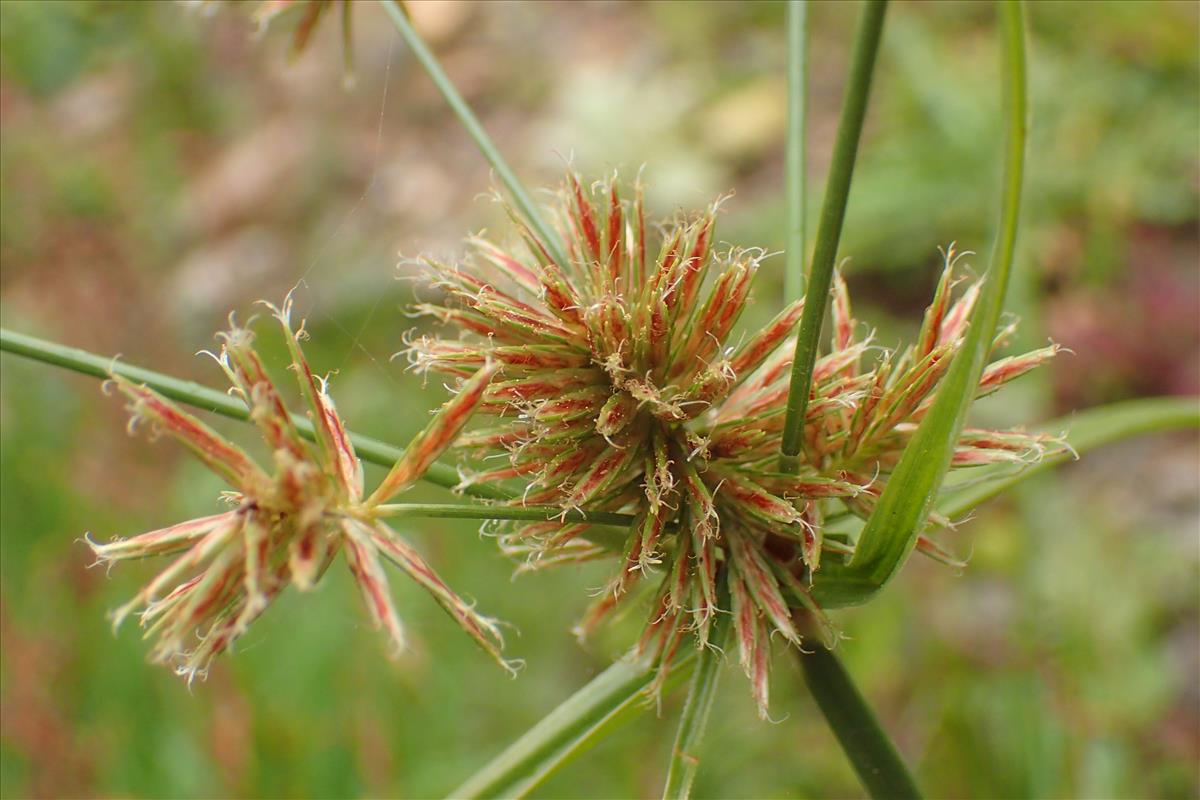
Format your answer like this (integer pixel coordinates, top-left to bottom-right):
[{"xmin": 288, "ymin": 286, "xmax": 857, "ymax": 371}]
[
  {"xmin": 87, "ymin": 298, "xmax": 512, "ymax": 682},
  {"xmin": 4, "ymin": 1, "xmax": 1199, "ymax": 796},
  {"xmin": 407, "ymin": 172, "xmax": 1064, "ymax": 716}
]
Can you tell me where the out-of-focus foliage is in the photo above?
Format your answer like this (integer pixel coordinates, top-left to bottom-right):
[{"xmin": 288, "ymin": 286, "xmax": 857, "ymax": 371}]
[{"xmin": 1, "ymin": 2, "xmax": 1196, "ymax": 798}]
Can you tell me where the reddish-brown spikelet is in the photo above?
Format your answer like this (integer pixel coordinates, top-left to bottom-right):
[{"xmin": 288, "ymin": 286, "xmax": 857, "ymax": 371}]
[{"xmin": 408, "ymin": 172, "xmax": 1066, "ymax": 715}]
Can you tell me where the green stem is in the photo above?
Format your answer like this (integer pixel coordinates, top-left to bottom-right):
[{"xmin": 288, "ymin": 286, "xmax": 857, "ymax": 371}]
[
  {"xmin": 780, "ymin": 0, "xmax": 887, "ymax": 470},
  {"xmin": 661, "ymin": 608, "xmax": 731, "ymax": 799},
  {"xmin": 784, "ymin": 0, "xmax": 809, "ymax": 304},
  {"xmin": 809, "ymin": 396, "xmax": 1198, "ymax": 608},
  {"xmin": 797, "ymin": 638, "xmax": 923, "ymax": 800},
  {"xmin": 378, "ymin": 0, "xmax": 571, "ymax": 271},
  {"xmin": 0, "ymin": 326, "xmax": 511, "ymax": 501}
]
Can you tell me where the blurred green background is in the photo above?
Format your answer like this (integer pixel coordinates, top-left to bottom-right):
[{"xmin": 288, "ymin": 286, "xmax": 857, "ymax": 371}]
[{"xmin": 1, "ymin": 1, "xmax": 1197, "ymax": 798}]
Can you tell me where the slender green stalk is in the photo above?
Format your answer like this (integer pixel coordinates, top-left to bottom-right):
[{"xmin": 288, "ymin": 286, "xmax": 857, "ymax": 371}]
[
  {"xmin": 661, "ymin": 609, "xmax": 731, "ymax": 799},
  {"xmin": 378, "ymin": 0, "xmax": 571, "ymax": 271},
  {"xmin": 784, "ymin": 0, "xmax": 809, "ymax": 303},
  {"xmin": 797, "ymin": 636, "xmax": 922, "ymax": 800},
  {"xmin": 451, "ymin": 651, "xmax": 696, "ymax": 799},
  {"xmin": 0, "ymin": 327, "xmax": 511, "ymax": 501},
  {"xmin": 813, "ymin": 0, "xmax": 1029, "ymax": 607},
  {"xmin": 372, "ymin": 502, "xmax": 633, "ymax": 528},
  {"xmin": 780, "ymin": 0, "xmax": 887, "ymax": 470}
]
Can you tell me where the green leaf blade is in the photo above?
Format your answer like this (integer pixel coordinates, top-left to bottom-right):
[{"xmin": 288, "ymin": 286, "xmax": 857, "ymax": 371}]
[
  {"xmin": 812, "ymin": 0, "xmax": 1029, "ymax": 605},
  {"xmin": 451, "ymin": 653, "xmax": 694, "ymax": 800},
  {"xmin": 811, "ymin": 394, "xmax": 1200, "ymax": 607},
  {"xmin": 938, "ymin": 395, "xmax": 1200, "ymax": 520}
]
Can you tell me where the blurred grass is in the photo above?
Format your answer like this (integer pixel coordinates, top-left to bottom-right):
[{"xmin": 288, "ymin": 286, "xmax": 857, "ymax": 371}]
[{"xmin": 1, "ymin": 1, "xmax": 1197, "ymax": 798}]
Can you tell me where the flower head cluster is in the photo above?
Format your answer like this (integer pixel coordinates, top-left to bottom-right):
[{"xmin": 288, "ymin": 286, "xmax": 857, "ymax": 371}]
[
  {"xmin": 409, "ymin": 173, "xmax": 1063, "ymax": 715},
  {"xmin": 91, "ymin": 298, "xmax": 509, "ymax": 682}
]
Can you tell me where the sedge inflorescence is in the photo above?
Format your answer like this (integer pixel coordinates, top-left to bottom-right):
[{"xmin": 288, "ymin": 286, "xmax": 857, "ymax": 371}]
[
  {"xmin": 90, "ymin": 299, "xmax": 511, "ymax": 682},
  {"xmin": 409, "ymin": 172, "xmax": 1063, "ymax": 715}
]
